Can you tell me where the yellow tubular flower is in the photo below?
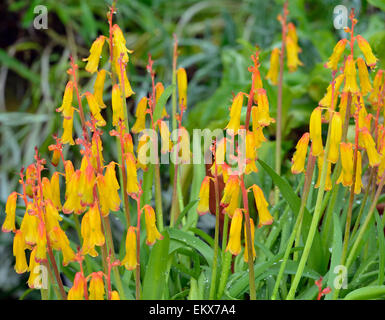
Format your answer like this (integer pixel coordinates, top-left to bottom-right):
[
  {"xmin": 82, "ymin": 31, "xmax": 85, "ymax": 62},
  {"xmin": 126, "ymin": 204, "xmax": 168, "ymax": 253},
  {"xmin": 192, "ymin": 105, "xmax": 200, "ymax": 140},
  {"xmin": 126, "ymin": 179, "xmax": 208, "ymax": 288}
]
[
  {"xmin": 356, "ymin": 35, "xmax": 378, "ymax": 67},
  {"xmin": 89, "ymin": 271, "xmax": 105, "ymax": 300},
  {"xmin": 84, "ymin": 92, "xmax": 106, "ymax": 127},
  {"xmin": 88, "ymin": 203, "xmax": 105, "ymax": 247},
  {"xmin": 354, "ymin": 151, "xmax": 363, "ymax": 194},
  {"xmin": 244, "ymin": 218, "xmax": 256, "ymax": 263},
  {"xmin": 251, "ymin": 185, "xmax": 273, "ymax": 227},
  {"xmin": 291, "ymin": 132, "xmax": 309, "ymax": 174},
  {"xmin": 27, "ymin": 247, "xmax": 41, "ymax": 289},
  {"xmin": 35, "ymin": 221, "xmax": 47, "ymax": 263},
  {"xmin": 123, "ymin": 133, "xmax": 134, "ymax": 155},
  {"xmin": 122, "ymin": 226, "xmax": 137, "ymax": 270},
  {"xmin": 13, "ymin": 230, "xmax": 28, "ymax": 274},
  {"xmin": 52, "ymin": 227, "xmax": 75, "ymax": 266},
  {"xmin": 343, "ymin": 55, "xmax": 359, "ymax": 93},
  {"xmin": 338, "ymin": 92, "xmax": 348, "ymax": 124},
  {"xmin": 197, "ymin": 176, "xmax": 210, "ymax": 215},
  {"xmin": 112, "ymin": 84, "xmax": 125, "ymax": 126},
  {"xmin": 309, "ymin": 107, "xmax": 323, "ymax": 156},
  {"xmin": 68, "ymin": 272, "xmax": 86, "ymax": 300},
  {"xmin": 63, "ymin": 170, "xmax": 84, "ymax": 215},
  {"xmin": 251, "ymin": 106, "xmax": 267, "ymax": 148},
  {"xmin": 50, "ymin": 172, "xmax": 62, "ymax": 210},
  {"xmin": 325, "ymin": 39, "xmax": 347, "ymax": 71},
  {"xmin": 245, "ymin": 131, "xmax": 258, "ymax": 175},
  {"xmin": 111, "ymin": 291, "xmax": 120, "ymax": 300},
  {"xmin": 80, "ymin": 211, "xmax": 97, "ymax": 257},
  {"xmin": 91, "ymin": 134, "xmax": 104, "ymax": 170},
  {"xmin": 79, "ymin": 162, "xmax": 96, "ymax": 206},
  {"xmin": 155, "ymin": 82, "xmax": 168, "ymax": 118},
  {"xmin": 225, "ymin": 93, "xmax": 244, "ymax": 134},
  {"xmin": 356, "ymin": 58, "xmax": 372, "ymax": 96},
  {"xmin": 287, "ymin": 23, "xmax": 300, "ymax": 50},
  {"xmin": 224, "ymin": 183, "xmax": 240, "ymax": 218},
  {"xmin": 94, "ymin": 69, "xmax": 107, "ymax": 109},
  {"xmin": 20, "ymin": 205, "xmax": 38, "ymax": 245},
  {"xmin": 126, "ymin": 152, "xmax": 139, "ymax": 196},
  {"xmin": 83, "ymin": 35, "xmax": 106, "ymax": 73},
  {"xmin": 51, "ymin": 149, "xmax": 61, "ymax": 167},
  {"xmin": 327, "ymin": 113, "xmax": 342, "ymax": 163},
  {"xmin": 369, "ymin": 70, "xmax": 384, "ymax": 106},
  {"xmin": 159, "ymin": 120, "xmax": 172, "ymax": 153},
  {"xmin": 256, "ymin": 89, "xmax": 274, "ymax": 126},
  {"xmin": 225, "ymin": 208, "xmax": 243, "ymax": 255},
  {"xmin": 143, "ymin": 205, "xmax": 163, "ymax": 245},
  {"xmin": 337, "ymin": 142, "xmax": 354, "ymax": 186},
  {"xmin": 221, "ymin": 175, "xmax": 239, "ymax": 205},
  {"xmin": 97, "ymin": 175, "xmax": 120, "ymax": 217},
  {"xmin": 61, "ymin": 107, "xmax": 75, "ymax": 145},
  {"xmin": 286, "ymin": 35, "xmax": 303, "ymax": 72},
  {"xmin": 64, "ymin": 160, "xmax": 74, "ymax": 193},
  {"xmin": 319, "ymin": 74, "xmax": 345, "ymax": 108},
  {"xmin": 177, "ymin": 68, "xmax": 188, "ymax": 108},
  {"xmin": 57, "ymin": 81, "xmax": 73, "ymax": 118},
  {"xmin": 361, "ymin": 129, "xmax": 380, "ymax": 167},
  {"xmin": 136, "ymin": 134, "xmax": 149, "ymax": 171},
  {"xmin": 25, "ymin": 164, "xmax": 36, "ymax": 198},
  {"xmin": 131, "ymin": 97, "xmax": 148, "ymax": 134},
  {"xmin": 2, "ymin": 192, "xmax": 17, "ymax": 232},
  {"xmin": 253, "ymin": 68, "xmax": 263, "ymax": 91},
  {"xmin": 315, "ymin": 155, "xmax": 332, "ymax": 191}
]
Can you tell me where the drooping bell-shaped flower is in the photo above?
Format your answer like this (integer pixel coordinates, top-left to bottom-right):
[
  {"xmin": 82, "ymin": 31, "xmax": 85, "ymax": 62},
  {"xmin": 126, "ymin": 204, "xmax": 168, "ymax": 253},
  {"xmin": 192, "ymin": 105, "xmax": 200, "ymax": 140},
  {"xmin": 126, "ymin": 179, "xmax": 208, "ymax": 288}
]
[
  {"xmin": 155, "ymin": 82, "xmax": 168, "ymax": 118},
  {"xmin": 68, "ymin": 272, "xmax": 87, "ymax": 300},
  {"xmin": 309, "ymin": 107, "xmax": 323, "ymax": 156},
  {"xmin": 286, "ymin": 35, "xmax": 303, "ymax": 72},
  {"xmin": 84, "ymin": 92, "xmax": 106, "ymax": 127},
  {"xmin": 225, "ymin": 93, "xmax": 244, "ymax": 134},
  {"xmin": 369, "ymin": 70, "xmax": 384, "ymax": 106},
  {"xmin": 266, "ymin": 48, "xmax": 280, "ymax": 85},
  {"xmin": 356, "ymin": 35, "xmax": 377, "ymax": 67},
  {"xmin": 122, "ymin": 226, "xmax": 137, "ymax": 270},
  {"xmin": 291, "ymin": 132, "xmax": 309, "ymax": 174},
  {"xmin": 319, "ymin": 74, "xmax": 344, "ymax": 109},
  {"xmin": 143, "ymin": 205, "xmax": 163, "ymax": 245},
  {"xmin": 61, "ymin": 107, "xmax": 75, "ymax": 145},
  {"xmin": 13, "ymin": 230, "xmax": 28, "ymax": 274},
  {"xmin": 131, "ymin": 97, "xmax": 148, "ymax": 134},
  {"xmin": 51, "ymin": 226, "xmax": 75, "ymax": 266},
  {"xmin": 354, "ymin": 151, "xmax": 363, "ymax": 194},
  {"xmin": 112, "ymin": 84, "xmax": 125, "ymax": 126},
  {"xmin": 2, "ymin": 192, "xmax": 17, "ymax": 233},
  {"xmin": 343, "ymin": 55, "xmax": 359, "ymax": 93},
  {"xmin": 255, "ymin": 89, "xmax": 274, "ymax": 127},
  {"xmin": 57, "ymin": 81, "xmax": 74, "ymax": 118},
  {"xmin": 225, "ymin": 208, "xmax": 243, "ymax": 255},
  {"xmin": 35, "ymin": 221, "xmax": 47, "ymax": 263},
  {"xmin": 245, "ymin": 131, "xmax": 258, "ymax": 175},
  {"xmin": 159, "ymin": 120, "xmax": 172, "ymax": 154},
  {"xmin": 126, "ymin": 152, "xmax": 139, "ymax": 196},
  {"xmin": 327, "ymin": 113, "xmax": 342, "ymax": 163},
  {"xmin": 27, "ymin": 247, "xmax": 41, "ymax": 289},
  {"xmin": 337, "ymin": 142, "xmax": 354, "ymax": 187},
  {"xmin": 20, "ymin": 204, "xmax": 38, "ymax": 245},
  {"xmin": 93, "ymin": 69, "xmax": 107, "ymax": 109},
  {"xmin": 197, "ymin": 176, "xmax": 210, "ymax": 216},
  {"xmin": 243, "ymin": 218, "xmax": 256, "ymax": 263},
  {"xmin": 361, "ymin": 128, "xmax": 380, "ymax": 167},
  {"xmin": 83, "ymin": 35, "xmax": 106, "ymax": 73},
  {"xmin": 111, "ymin": 291, "xmax": 120, "ymax": 300},
  {"xmin": 89, "ymin": 271, "xmax": 105, "ymax": 300},
  {"xmin": 325, "ymin": 39, "xmax": 347, "ymax": 71},
  {"xmin": 356, "ymin": 58, "xmax": 372, "ymax": 96},
  {"xmin": 177, "ymin": 68, "xmax": 188, "ymax": 109},
  {"xmin": 251, "ymin": 185, "xmax": 273, "ymax": 227}
]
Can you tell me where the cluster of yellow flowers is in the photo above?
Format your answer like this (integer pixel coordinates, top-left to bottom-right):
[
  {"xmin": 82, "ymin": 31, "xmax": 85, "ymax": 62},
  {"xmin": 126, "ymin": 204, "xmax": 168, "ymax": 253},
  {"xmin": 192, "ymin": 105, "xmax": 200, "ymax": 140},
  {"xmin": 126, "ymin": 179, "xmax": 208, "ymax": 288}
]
[
  {"xmin": 1, "ymin": 8, "xmax": 192, "ymax": 300},
  {"xmin": 197, "ymin": 52, "xmax": 276, "ymax": 262},
  {"xmin": 290, "ymin": 15, "xmax": 384, "ymax": 195}
]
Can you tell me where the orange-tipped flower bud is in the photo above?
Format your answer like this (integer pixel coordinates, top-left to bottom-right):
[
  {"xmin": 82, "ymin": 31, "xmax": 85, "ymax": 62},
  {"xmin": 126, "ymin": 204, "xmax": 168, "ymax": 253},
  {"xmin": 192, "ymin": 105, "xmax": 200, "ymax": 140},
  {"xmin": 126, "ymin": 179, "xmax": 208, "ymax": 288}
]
[
  {"xmin": 291, "ymin": 132, "xmax": 309, "ymax": 174},
  {"xmin": 68, "ymin": 272, "xmax": 87, "ymax": 300}
]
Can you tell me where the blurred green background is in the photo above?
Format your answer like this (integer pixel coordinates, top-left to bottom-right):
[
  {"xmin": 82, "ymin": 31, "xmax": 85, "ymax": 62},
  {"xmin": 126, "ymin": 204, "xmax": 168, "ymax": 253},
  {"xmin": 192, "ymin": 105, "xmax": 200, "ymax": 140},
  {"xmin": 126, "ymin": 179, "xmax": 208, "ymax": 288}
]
[{"xmin": 0, "ymin": 0, "xmax": 384, "ymax": 299}]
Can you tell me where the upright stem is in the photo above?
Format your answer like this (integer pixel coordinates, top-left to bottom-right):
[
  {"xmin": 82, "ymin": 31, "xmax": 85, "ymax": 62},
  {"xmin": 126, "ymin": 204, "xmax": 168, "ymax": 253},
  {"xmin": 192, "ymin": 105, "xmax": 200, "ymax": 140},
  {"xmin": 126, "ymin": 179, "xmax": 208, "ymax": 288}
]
[
  {"xmin": 274, "ymin": 0, "xmax": 288, "ymax": 205},
  {"xmin": 209, "ymin": 157, "xmax": 220, "ymax": 300},
  {"xmin": 287, "ymin": 113, "xmax": 334, "ymax": 300},
  {"xmin": 240, "ymin": 176, "xmax": 256, "ymax": 300},
  {"xmin": 271, "ymin": 153, "xmax": 315, "ymax": 300}
]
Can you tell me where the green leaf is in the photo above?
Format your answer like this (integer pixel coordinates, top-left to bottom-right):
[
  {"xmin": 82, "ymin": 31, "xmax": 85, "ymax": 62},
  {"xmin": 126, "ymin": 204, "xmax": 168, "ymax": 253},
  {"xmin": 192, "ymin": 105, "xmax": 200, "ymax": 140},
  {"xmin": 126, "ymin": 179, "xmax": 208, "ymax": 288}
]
[
  {"xmin": 258, "ymin": 159, "xmax": 326, "ymax": 273},
  {"xmin": 375, "ymin": 212, "xmax": 385, "ymax": 285},
  {"xmin": 168, "ymin": 228, "xmax": 214, "ymax": 267},
  {"xmin": 153, "ymin": 84, "xmax": 175, "ymax": 123},
  {"xmin": 174, "ymin": 200, "xmax": 198, "ymax": 227},
  {"xmin": 0, "ymin": 49, "xmax": 40, "ymax": 84},
  {"xmin": 367, "ymin": 0, "xmax": 385, "ymax": 12},
  {"xmin": 142, "ymin": 230, "xmax": 170, "ymax": 300},
  {"xmin": 344, "ymin": 286, "xmax": 385, "ymax": 300}
]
